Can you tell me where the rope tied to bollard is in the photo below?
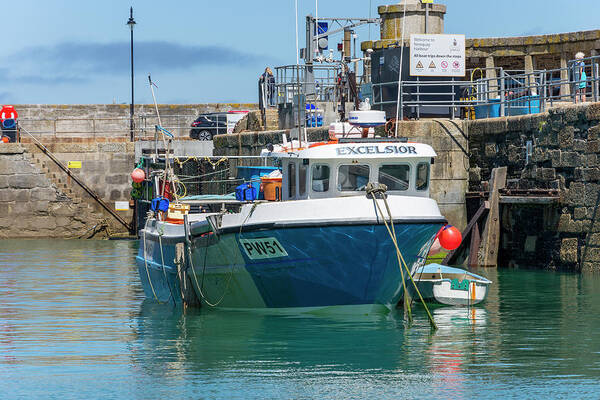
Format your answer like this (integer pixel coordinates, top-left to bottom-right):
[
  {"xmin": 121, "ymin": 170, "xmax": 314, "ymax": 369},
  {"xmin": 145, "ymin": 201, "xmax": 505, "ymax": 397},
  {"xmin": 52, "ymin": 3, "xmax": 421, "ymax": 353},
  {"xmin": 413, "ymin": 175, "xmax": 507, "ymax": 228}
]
[{"xmin": 365, "ymin": 182, "xmax": 438, "ymax": 331}]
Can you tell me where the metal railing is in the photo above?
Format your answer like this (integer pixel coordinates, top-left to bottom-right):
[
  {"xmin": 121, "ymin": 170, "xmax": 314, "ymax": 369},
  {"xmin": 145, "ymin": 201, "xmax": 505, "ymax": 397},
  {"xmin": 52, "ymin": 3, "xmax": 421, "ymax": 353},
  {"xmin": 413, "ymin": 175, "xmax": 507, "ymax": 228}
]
[
  {"xmin": 371, "ymin": 55, "xmax": 600, "ymax": 120},
  {"xmin": 275, "ymin": 64, "xmax": 344, "ymax": 104}
]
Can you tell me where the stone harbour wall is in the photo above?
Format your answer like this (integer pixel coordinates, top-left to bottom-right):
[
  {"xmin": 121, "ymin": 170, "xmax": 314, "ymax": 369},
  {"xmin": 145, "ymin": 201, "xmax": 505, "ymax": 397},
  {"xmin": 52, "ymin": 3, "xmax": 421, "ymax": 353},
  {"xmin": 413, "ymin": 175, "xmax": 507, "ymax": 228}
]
[
  {"xmin": 467, "ymin": 102, "xmax": 600, "ymax": 271},
  {"xmin": 0, "ymin": 143, "xmax": 135, "ymax": 238},
  {"xmin": 14, "ymin": 103, "xmax": 257, "ymax": 141}
]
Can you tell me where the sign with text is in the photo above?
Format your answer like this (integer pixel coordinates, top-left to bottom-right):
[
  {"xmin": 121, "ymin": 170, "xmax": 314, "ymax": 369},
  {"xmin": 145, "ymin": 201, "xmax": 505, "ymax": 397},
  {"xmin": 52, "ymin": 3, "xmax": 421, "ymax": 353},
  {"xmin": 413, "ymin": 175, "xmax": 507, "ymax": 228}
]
[
  {"xmin": 239, "ymin": 237, "xmax": 288, "ymax": 260},
  {"xmin": 410, "ymin": 34, "xmax": 465, "ymax": 77},
  {"xmin": 67, "ymin": 161, "xmax": 82, "ymax": 169},
  {"xmin": 114, "ymin": 201, "xmax": 130, "ymax": 211}
]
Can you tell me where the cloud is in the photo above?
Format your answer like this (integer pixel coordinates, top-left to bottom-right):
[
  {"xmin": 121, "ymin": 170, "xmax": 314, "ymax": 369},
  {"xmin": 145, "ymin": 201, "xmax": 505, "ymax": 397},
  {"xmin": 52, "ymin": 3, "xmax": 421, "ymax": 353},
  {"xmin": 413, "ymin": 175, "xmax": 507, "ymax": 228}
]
[
  {"xmin": 13, "ymin": 75, "xmax": 89, "ymax": 85},
  {"xmin": 12, "ymin": 41, "xmax": 266, "ymax": 76}
]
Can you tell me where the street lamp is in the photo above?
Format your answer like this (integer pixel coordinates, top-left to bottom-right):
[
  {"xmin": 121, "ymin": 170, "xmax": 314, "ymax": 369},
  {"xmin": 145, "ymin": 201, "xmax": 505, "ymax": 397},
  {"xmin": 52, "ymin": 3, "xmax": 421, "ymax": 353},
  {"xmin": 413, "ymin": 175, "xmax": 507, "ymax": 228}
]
[{"xmin": 127, "ymin": 7, "xmax": 136, "ymax": 142}]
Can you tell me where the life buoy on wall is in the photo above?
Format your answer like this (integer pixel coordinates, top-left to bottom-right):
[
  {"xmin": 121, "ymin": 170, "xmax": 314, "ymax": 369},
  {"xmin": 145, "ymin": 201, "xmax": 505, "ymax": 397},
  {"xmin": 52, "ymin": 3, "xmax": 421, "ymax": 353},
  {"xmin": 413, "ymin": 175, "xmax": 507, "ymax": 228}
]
[{"xmin": 0, "ymin": 105, "xmax": 18, "ymax": 121}]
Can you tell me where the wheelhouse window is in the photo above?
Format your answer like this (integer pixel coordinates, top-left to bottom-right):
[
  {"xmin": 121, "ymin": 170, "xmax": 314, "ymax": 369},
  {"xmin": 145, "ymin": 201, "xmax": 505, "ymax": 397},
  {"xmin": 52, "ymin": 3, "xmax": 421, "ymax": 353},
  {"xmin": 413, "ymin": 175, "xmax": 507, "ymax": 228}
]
[
  {"xmin": 416, "ymin": 163, "xmax": 430, "ymax": 191},
  {"xmin": 338, "ymin": 164, "xmax": 370, "ymax": 191},
  {"xmin": 288, "ymin": 162, "xmax": 296, "ymax": 198},
  {"xmin": 299, "ymin": 163, "xmax": 307, "ymax": 196},
  {"xmin": 379, "ymin": 164, "xmax": 410, "ymax": 191},
  {"xmin": 311, "ymin": 164, "xmax": 330, "ymax": 192}
]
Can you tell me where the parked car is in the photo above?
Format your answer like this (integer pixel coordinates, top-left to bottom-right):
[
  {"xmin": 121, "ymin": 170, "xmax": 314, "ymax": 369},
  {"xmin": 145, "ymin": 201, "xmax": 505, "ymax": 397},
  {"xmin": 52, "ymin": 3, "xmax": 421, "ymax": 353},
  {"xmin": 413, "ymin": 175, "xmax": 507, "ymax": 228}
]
[
  {"xmin": 190, "ymin": 111, "xmax": 249, "ymax": 141},
  {"xmin": 190, "ymin": 114, "xmax": 227, "ymax": 140}
]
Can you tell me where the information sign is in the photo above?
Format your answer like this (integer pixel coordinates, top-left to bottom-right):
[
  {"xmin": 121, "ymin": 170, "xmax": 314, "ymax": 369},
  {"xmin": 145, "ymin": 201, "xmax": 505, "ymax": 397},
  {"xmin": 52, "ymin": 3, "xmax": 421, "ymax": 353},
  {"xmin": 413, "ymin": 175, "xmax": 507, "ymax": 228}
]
[
  {"xmin": 114, "ymin": 201, "xmax": 130, "ymax": 211},
  {"xmin": 410, "ymin": 34, "xmax": 465, "ymax": 77}
]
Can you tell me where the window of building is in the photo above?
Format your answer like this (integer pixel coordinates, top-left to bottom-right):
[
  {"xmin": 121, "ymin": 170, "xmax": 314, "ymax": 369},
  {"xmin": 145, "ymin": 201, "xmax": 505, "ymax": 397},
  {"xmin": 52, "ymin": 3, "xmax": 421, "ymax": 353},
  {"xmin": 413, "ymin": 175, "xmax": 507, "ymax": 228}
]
[
  {"xmin": 378, "ymin": 164, "xmax": 410, "ymax": 191},
  {"xmin": 337, "ymin": 164, "xmax": 370, "ymax": 191},
  {"xmin": 416, "ymin": 163, "xmax": 430, "ymax": 191},
  {"xmin": 311, "ymin": 164, "xmax": 330, "ymax": 192}
]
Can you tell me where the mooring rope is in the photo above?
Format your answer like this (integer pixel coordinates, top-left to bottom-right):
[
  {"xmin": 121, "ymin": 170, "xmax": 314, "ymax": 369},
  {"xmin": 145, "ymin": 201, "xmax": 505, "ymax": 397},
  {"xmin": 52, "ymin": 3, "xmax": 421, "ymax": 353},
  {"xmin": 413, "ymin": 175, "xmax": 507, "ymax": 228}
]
[
  {"xmin": 158, "ymin": 230, "xmax": 176, "ymax": 303},
  {"xmin": 185, "ymin": 204, "xmax": 257, "ymax": 307},
  {"xmin": 142, "ymin": 214, "xmax": 160, "ymax": 302},
  {"xmin": 366, "ymin": 182, "xmax": 437, "ymax": 330},
  {"xmin": 186, "ymin": 233, "xmax": 234, "ymax": 308}
]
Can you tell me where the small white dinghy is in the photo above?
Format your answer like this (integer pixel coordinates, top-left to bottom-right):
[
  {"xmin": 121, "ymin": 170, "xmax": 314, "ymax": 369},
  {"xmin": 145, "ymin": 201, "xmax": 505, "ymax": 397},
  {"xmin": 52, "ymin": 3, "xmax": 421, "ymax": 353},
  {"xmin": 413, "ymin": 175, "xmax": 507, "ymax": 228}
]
[{"xmin": 411, "ymin": 264, "xmax": 492, "ymax": 306}]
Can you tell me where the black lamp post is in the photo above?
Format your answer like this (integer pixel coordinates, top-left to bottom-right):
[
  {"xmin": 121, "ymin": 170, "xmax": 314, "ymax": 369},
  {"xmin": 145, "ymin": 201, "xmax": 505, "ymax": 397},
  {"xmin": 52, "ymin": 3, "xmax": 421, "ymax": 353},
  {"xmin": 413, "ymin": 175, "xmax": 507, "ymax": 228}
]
[{"xmin": 127, "ymin": 7, "xmax": 136, "ymax": 142}]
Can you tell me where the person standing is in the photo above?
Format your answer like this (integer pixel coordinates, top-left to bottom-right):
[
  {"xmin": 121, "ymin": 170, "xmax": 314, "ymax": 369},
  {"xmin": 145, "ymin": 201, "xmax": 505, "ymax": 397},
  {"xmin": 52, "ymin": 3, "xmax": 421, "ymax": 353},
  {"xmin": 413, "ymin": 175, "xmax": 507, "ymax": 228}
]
[
  {"xmin": 574, "ymin": 52, "xmax": 587, "ymax": 103},
  {"xmin": 258, "ymin": 67, "xmax": 276, "ymax": 108},
  {"xmin": 265, "ymin": 67, "xmax": 275, "ymax": 106}
]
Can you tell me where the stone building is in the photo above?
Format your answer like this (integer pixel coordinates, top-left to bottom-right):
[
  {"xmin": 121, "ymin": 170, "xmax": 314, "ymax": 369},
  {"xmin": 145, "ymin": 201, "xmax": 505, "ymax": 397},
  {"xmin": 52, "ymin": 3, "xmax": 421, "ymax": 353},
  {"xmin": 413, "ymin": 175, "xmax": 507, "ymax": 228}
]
[{"xmin": 361, "ymin": 0, "xmax": 600, "ymax": 98}]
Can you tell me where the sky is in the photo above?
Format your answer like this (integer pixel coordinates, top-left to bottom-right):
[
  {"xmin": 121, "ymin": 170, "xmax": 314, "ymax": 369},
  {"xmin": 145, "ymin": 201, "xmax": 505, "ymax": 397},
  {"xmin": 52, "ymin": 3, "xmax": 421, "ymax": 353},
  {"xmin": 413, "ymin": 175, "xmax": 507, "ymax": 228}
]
[{"xmin": 1, "ymin": 0, "xmax": 599, "ymax": 105}]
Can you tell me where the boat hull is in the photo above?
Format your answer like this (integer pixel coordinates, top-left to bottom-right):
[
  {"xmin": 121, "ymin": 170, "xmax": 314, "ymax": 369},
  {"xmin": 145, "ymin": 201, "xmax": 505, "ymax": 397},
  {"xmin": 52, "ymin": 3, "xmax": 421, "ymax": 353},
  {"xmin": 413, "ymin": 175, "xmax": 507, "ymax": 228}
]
[
  {"xmin": 151, "ymin": 222, "xmax": 442, "ymax": 312},
  {"xmin": 135, "ymin": 195, "xmax": 446, "ymax": 312},
  {"xmin": 136, "ymin": 238, "xmax": 181, "ymax": 303},
  {"xmin": 411, "ymin": 264, "xmax": 492, "ymax": 306},
  {"xmin": 432, "ymin": 280, "xmax": 490, "ymax": 306}
]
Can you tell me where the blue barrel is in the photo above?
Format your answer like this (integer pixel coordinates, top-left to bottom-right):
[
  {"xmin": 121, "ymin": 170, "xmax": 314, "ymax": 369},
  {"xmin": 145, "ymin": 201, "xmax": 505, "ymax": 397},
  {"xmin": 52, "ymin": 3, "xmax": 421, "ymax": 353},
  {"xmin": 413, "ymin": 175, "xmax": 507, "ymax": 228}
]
[
  {"xmin": 2, "ymin": 119, "xmax": 15, "ymax": 129},
  {"xmin": 236, "ymin": 166, "xmax": 279, "ymax": 199},
  {"xmin": 1, "ymin": 119, "xmax": 16, "ymax": 142}
]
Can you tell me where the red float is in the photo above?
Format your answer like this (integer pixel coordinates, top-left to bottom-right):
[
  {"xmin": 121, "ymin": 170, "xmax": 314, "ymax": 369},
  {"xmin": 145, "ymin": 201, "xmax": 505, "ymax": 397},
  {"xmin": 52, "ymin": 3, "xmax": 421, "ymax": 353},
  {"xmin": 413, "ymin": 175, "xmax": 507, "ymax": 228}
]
[
  {"xmin": 131, "ymin": 168, "xmax": 145, "ymax": 183},
  {"xmin": 438, "ymin": 225, "xmax": 462, "ymax": 251},
  {"xmin": 0, "ymin": 105, "xmax": 18, "ymax": 120}
]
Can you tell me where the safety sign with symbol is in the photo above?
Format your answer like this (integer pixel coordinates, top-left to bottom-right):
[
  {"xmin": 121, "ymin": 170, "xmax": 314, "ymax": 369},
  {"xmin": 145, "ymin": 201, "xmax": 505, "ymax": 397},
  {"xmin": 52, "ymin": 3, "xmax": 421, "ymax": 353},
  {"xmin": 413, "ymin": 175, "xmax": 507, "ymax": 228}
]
[{"xmin": 410, "ymin": 34, "xmax": 465, "ymax": 77}]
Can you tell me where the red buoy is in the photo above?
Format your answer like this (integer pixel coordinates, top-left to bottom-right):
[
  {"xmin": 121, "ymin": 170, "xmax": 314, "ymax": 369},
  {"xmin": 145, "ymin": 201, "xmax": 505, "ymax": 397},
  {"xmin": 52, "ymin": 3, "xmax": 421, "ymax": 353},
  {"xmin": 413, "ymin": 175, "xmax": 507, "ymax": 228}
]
[
  {"xmin": 131, "ymin": 168, "xmax": 145, "ymax": 183},
  {"xmin": 438, "ymin": 225, "xmax": 462, "ymax": 251},
  {"xmin": 1, "ymin": 136, "xmax": 8, "ymax": 143}
]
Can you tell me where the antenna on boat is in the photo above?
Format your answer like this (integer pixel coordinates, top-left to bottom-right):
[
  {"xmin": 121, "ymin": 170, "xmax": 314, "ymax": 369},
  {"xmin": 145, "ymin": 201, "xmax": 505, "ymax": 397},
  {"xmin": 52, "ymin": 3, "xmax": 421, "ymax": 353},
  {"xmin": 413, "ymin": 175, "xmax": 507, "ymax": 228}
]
[
  {"xmin": 148, "ymin": 74, "xmax": 162, "ymax": 128},
  {"xmin": 148, "ymin": 73, "xmax": 176, "ymax": 201}
]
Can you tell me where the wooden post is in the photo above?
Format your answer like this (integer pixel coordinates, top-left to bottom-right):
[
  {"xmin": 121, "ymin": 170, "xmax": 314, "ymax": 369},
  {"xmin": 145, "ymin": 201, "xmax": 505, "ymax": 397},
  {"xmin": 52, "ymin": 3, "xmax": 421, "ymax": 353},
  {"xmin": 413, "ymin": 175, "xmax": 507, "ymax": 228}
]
[
  {"xmin": 468, "ymin": 221, "xmax": 481, "ymax": 268},
  {"xmin": 479, "ymin": 167, "xmax": 507, "ymax": 267},
  {"xmin": 442, "ymin": 201, "xmax": 489, "ymax": 266}
]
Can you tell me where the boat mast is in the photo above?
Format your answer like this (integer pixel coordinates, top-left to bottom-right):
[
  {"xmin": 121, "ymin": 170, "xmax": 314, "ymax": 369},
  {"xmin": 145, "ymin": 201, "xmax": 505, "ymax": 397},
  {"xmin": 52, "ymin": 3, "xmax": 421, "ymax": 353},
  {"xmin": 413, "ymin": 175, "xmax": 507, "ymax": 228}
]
[{"xmin": 148, "ymin": 74, "xmax": 176, "ymax": 200}]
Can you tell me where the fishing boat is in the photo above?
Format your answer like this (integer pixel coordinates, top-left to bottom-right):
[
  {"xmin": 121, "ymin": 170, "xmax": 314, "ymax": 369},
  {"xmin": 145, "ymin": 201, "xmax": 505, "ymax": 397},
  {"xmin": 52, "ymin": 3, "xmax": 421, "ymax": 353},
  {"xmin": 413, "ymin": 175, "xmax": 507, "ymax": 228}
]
[
  {"xmin": 136, "ymin": 136, "xmax": 449, "ymax": 313},
  {"xmin": 411, "ymin": 263, "xmax": 492, "ymax": 306}
]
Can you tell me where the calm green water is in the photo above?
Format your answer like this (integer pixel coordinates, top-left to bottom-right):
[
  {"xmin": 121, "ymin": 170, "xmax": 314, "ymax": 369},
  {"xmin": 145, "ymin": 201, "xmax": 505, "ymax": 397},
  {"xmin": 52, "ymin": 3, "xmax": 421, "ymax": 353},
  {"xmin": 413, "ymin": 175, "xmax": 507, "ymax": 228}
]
[{"xmin": 1, "ymin": 240, "xmax": 600, "ymax": 399}]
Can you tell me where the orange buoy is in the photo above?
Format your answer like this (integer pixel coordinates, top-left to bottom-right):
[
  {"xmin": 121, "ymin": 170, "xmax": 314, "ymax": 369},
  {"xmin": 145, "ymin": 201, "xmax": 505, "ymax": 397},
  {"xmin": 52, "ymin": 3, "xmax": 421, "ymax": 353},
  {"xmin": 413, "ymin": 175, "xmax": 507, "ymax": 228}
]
[
  {"xmin": 131, "ymin": 168, "xmax": 145, "ymax": 183},
  {"xmin": 438, "ymin": 225, "xmax": 462, "ymax": 251},
  {"xmin": 1, "ymin": 136, "xmax": 8, "ymax": 143}
]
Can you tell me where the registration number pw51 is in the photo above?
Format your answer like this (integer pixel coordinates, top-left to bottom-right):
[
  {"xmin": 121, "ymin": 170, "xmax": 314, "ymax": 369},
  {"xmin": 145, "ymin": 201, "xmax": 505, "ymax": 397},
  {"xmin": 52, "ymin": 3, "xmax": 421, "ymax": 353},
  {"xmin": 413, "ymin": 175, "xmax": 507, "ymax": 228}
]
[{"xmin": 239, "ymin": 237, "xmax": 288, "ymax": 260}]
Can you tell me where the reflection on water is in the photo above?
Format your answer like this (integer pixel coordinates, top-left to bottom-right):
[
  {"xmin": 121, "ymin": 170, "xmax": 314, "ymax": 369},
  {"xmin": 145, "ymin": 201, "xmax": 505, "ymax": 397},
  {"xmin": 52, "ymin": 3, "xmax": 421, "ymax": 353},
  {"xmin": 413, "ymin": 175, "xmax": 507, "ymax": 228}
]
[{"xmin": 1, "ymin": 240, "xmax": 600, "ymax": 398}]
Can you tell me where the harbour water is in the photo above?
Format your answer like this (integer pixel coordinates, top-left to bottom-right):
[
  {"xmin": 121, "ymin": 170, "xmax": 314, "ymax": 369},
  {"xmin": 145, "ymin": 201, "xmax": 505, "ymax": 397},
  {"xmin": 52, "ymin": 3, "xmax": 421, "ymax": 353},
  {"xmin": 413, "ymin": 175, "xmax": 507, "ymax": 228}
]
[{"xmin": 1, "ymin": 239, "xmax": 600, "ymax": 399}]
